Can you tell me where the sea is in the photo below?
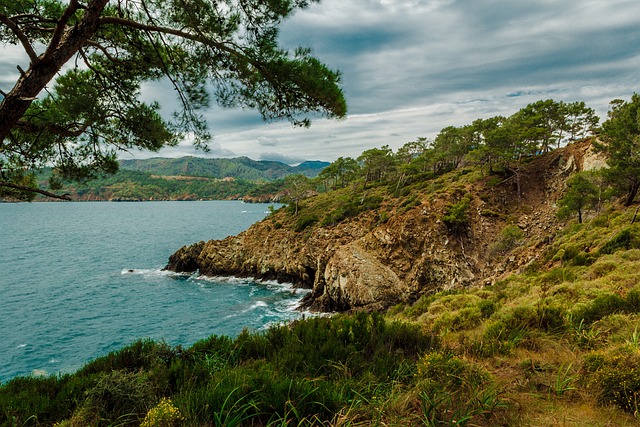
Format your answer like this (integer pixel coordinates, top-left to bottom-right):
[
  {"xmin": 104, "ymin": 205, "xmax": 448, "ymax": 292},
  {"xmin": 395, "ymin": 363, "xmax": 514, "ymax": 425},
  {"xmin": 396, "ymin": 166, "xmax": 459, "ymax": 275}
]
[{"xmin": 0, "ymin": 201, "xmax": 309, "ymax": 384}]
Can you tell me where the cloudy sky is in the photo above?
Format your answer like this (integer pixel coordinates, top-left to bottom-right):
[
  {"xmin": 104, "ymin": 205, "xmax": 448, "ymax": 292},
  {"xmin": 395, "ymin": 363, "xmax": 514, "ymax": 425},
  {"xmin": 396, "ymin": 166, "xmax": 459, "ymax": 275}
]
[{"xmin": 3, "ymin": 0, "xmax": 640, "ymax": 164}]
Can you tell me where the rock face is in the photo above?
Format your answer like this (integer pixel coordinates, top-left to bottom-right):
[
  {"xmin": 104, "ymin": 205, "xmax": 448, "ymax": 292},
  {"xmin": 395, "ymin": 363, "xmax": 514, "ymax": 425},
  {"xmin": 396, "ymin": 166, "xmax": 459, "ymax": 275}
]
[{"xmin": 165, "ymin": 140, "xmax": 603, "ymax": 312}]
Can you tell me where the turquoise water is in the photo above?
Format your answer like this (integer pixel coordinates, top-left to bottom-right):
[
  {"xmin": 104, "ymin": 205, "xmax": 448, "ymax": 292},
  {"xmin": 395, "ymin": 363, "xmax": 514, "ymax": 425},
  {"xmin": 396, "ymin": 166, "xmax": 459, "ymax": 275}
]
[{"xmin": 0, "ymin": 201, "xmax": 306, "ymax": 383}]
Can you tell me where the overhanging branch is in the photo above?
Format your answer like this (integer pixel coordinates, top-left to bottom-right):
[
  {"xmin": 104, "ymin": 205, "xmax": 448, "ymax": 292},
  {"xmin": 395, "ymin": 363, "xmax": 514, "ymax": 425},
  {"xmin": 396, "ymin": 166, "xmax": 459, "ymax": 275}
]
[
  {"xmin": 15, "ymin": 120, "xmax": 90, "ymax": 137},
  {"xmin": 0, "ymin": 14, "xmax": 39, "ymax": 63},
  {"xmin": 44, "ymin": 0, "xmax": 82, "ymax": 60},
  {"xmin": 99, "ymin": 16, "xmax": 253, "ymax": 64},
  {"xmin": 0, "ymin": 181, "xmax": 72, "ymax": 200}
]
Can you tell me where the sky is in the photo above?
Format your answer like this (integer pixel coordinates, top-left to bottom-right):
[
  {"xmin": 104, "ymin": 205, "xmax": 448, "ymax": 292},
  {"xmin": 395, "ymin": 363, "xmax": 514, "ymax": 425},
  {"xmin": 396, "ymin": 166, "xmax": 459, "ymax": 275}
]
[{"xmin": 2, "ymin": 0, "xmax": 640, "ymax": 165}]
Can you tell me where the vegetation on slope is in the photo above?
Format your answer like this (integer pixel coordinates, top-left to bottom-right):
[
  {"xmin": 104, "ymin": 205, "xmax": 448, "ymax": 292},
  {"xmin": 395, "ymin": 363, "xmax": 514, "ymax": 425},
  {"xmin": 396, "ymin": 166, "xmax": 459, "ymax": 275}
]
[
  {"xmin": 25, "ymin": 158, "xmax": 329, "ymax": 202},
  {"xmin": 119, "ymin": 158, "xmax": 329, "ymax": 181}
]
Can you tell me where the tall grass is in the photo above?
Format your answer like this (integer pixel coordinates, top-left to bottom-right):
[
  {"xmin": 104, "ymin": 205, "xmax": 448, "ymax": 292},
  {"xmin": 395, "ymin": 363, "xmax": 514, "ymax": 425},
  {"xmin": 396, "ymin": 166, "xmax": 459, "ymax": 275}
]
[{"xmin": 0, "ymin": 313, "xmax": 443, "ymax": 427}]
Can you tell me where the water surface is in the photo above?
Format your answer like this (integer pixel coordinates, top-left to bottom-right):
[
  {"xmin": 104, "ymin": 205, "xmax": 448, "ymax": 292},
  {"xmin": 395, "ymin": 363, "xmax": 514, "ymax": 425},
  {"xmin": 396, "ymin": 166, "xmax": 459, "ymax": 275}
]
[{"xmin": 0, "ymin": 201, "xmax": 304, "ymax": 383}]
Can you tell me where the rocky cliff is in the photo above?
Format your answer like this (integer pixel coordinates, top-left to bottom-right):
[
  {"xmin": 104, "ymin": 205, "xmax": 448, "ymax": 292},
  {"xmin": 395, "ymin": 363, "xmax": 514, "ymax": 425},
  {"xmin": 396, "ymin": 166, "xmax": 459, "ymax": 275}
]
[{"xmin": 165, "ymin": 140, "xmax": 606, "ymax": 312}]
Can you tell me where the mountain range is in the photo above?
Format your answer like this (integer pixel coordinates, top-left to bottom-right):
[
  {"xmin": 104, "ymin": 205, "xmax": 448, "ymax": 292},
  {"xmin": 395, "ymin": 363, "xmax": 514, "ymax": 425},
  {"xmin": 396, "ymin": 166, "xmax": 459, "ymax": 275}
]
[{"xmin": 119, "ymin": 157, "xmax": 329, "ymax": 181}]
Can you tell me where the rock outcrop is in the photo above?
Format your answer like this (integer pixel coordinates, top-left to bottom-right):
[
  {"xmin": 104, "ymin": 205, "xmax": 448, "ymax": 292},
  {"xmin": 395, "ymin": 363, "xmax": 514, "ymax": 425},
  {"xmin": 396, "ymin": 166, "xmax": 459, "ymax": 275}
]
[{"xmin": 165, "ymin": 140, "xmax": 603, "ymax": 312}]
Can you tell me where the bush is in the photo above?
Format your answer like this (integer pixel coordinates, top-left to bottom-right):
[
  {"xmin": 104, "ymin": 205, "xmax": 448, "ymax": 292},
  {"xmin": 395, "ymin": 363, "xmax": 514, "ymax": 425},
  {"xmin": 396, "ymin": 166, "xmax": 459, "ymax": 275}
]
[
  {"xmin": 294, "ymin": 214, "xmax": 318, "ymax": 232},
  {"xmin": 442, "ymin": 196, "xmax": 471, "ymax": 234},
  {"xmin": 480, "ymin": 304, "xmax": 567, "ymax": 355},
  {"xmin": 417, "ymin": 352, "xmax": 505, "ymax": 426},
  {"xmin": 489, "ymin": 224, "xmax": 524, "ymax": 255},
  {"xmin": 73, "ymin": 370, "xmax": 159, "ymax": 426},
  {"xmin": 141, "ymin": 398, "xmax": 184, "ymax": 427},
  {"xmin": 320, "ymin": 194, "xmax": 384, "ymax": 227},
  {"xmin": 571, "ymin": 294, "xmax": 628, "ymax": 326},
  {"xmin": 599, "ymin": 227, "xmax": 640, "ymax": 255},
  {"xmin": 584, "ymin": 348, "xmax": 640, "ymax": 415}
]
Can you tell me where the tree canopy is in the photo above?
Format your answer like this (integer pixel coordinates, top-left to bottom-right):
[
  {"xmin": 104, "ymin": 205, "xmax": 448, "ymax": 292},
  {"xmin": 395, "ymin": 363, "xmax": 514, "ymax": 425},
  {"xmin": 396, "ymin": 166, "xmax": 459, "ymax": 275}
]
[
  {"xmin": 597, "ymin": 94, "xmax": 640, "ymax": 206},
  {"xmin": 0, "ymin": 0, "xmax": 346, "ymax": 200}
]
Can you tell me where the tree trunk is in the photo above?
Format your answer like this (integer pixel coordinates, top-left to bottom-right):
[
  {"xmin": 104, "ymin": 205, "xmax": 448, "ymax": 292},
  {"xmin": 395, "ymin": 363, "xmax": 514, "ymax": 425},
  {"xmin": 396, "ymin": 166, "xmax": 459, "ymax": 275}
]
[
  {"xmin": 0, "ymin": 0, "xmax": 109, "ymax": 142},
  {"xmin": 625, "ymin": 181, "xmax": 640, "ymax": 207}
]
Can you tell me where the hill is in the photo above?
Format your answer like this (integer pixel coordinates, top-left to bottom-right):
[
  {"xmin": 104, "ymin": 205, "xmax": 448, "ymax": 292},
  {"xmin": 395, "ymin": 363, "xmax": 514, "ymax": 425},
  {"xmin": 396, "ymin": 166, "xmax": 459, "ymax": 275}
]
[
  {"xmin": 32, "ymin": 157, "xmax": 329, "ymax": 201},
  {"xmin": 119, "ymin": 157, "xmax": 329, "ymax": 180}
]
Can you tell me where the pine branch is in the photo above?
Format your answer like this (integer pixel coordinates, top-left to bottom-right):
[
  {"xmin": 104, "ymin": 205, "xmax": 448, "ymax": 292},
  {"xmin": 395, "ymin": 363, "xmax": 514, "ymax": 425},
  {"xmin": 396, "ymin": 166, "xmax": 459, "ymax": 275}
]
[
  {"xmin": 0, "ymin": 181, "xmax": 72, "ymax": 201},
  {"xmin": 0, "ymin": 14, "xmax": 39, "ymax": 63},
  {"xmin": 44, "ymin": 0, "xmax": 82, "ymax": 61}
]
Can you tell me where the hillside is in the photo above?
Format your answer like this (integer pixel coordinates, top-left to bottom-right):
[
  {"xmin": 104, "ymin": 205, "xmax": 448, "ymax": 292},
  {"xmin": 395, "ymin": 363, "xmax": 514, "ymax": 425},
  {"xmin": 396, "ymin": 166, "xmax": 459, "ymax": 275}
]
[
  {"xmin": 32, "ymin": 157, "xmax": 329, "ymax": 201},
  {"xmin": 6, "ymin": 139, "xmax": 640, "ymax": 426},
  {"xmin": 119, "ymin": 157, "xmax": 329, "ymax": 180},
  {"xmin": 162, "ymin": 139, "xmax": 640, "ymax": 425},
  {"xmin": 166, "ymin": 141, "xmax": 604, "ymax": 311}
]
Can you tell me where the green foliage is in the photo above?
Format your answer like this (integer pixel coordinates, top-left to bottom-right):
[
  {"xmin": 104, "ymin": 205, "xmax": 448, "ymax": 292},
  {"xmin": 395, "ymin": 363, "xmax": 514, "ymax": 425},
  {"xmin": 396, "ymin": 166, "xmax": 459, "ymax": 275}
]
[
  {"xmin": 478, "ymin": 303, "xmax": 567, "ymax": 355},
  {"xmin": 557, "ymin": 171, "xmax": 601, "ymax": 223},
  {"xmin": 294, "ymin": 214, "xmax": 318, "ymax": 232},
  {"xmin": 36, "ymin": 168, "xmax": 273, "ymax": 201},
  {"xmin": 442, "ymin": 196, "xmax": 471, "ymax": 234},
  {"xmin": 599, "ymin": 227, "xmax": 640, "ymax": 255},
  {"xmin": 319, "ymin": 193, "xmax": 384, "ymax": 227},
  {"xmin": 0, "ymin": 0, "xmax": 346, "ymax": 198},
  {"xmin": 570, "ymin": 290, "xmax": 640, "ymax": 326},
  {"xmin": 489, "ymin": 224, "xmax": 524, "ymax": 255},
  {"xmin": 417, "ymin": 352, "xmax": 505, "ymax": 426},
  {"xmin": 597, "ymin": 93, "xmax": 640, "ymax": 206},
  {"xmin": 584, "ymin": 348, "xmax": 640, "ymax": 414},
  {"xmin": 120, "ymin": 157, "xmax": 329, "ymax": 180},
  {"xmin": 73, "ymin": 370, "xmax": 159, "ymax": 426},
  {"xmin": 318, "ymin": 156, "xmax": 360, "ymax": 190},
  {"xmin": 0, "ymin": 313, "xmax": 441, "ymax": 427},
  {"xmin": 358, "ymin": 145, "xmax": 396, "ymax": 186}
]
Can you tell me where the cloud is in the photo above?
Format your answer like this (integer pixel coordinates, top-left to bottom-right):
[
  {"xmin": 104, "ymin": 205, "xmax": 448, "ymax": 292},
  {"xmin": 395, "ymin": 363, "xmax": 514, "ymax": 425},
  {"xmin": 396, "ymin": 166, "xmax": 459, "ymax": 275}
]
[
  {"xmin": 2, "ymin": 0, "xmax": 639, "ymax": 163},
  {"xmin": 259, "ymin": 152, "xmax": 306, "ymax": 165},
  {"xmin": 257, "ymin": 136, "xmax": 279, "ymax": 147}
]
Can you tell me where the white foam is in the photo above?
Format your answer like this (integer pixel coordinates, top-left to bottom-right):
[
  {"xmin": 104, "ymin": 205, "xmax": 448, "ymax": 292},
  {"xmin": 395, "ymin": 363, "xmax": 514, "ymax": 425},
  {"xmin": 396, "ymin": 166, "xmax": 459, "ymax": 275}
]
[
  {"xmin": 194, "ymin": 275, "xmax": 251, "ymax": 285},
  {"xmin": 244, "ymin": 301, "xmax": 268, "ymax": 312},
  {"xmin": 16, "ymin": 344, "xmax": 27, "ymax": 349},
  {"xmin": 121, "ymin": 268, "xmax": 190, "ymax": 278}
]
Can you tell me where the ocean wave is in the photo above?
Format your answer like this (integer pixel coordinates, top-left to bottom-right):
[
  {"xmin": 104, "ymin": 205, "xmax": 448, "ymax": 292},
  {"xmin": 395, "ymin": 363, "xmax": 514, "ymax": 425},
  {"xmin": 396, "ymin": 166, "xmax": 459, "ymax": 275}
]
[
  {"xmin": 120, "ymin": 268, "xmax": 192, "ymax": 278},
  {"xmin": 194, "ymin": 275, "xmax": 253, "ymax": 285},
  {"xmin": 192, "ymin": 275, "xmax": 306, "ymax": 295},
  {"xmin": 243, "ymin": 301, "xmax": 269, "ymax": 313}
]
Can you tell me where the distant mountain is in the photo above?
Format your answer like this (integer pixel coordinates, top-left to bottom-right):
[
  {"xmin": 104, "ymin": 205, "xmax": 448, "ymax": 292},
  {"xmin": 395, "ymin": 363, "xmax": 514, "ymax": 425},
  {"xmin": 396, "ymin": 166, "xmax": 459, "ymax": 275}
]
[{"xmin": 119, "ymin": 157, "xmax": 330, "ymax": 181}]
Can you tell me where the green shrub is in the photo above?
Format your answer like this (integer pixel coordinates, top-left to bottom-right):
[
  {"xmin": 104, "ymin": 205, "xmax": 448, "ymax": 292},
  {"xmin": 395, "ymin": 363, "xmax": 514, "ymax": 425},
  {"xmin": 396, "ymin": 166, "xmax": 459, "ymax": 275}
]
[
  {"xmin": 540, "ymin": 267, "xmax": 577, "ymax": 285},
  {"xmin": 481, "ymin": 304, "xmax": 567, "ymax": 355},
  {"xmin": 489, "ymin": 224, "xmax": 524, "ymax": 255},
  {"xmin": 321, "ymin": 194, "xmax": 384, "ymax": 227},
  {"xmin": 78, "ymin": 339, "xmax": 177, "ymax": 376},
  {"xmin": 442, "ymin": 196, "xmax": 471, "ymax": 234},
  {"xmin": 571, "ymin": 294, "xmax": 627, "ymax": 326},
  {"xmin": 294, "ymin": 215, "xmax": 318, "ymax": 232},
  {"xmin": 599, "ymin": 228, "xmax": 640, "ymax": 255},
  {"xmin": 583, "ymin": 348, "xmax": 640, "ymax": 415},
  {"xmin": 74, "ymin": 370, "xmax": 159, "ymax": 426}
]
